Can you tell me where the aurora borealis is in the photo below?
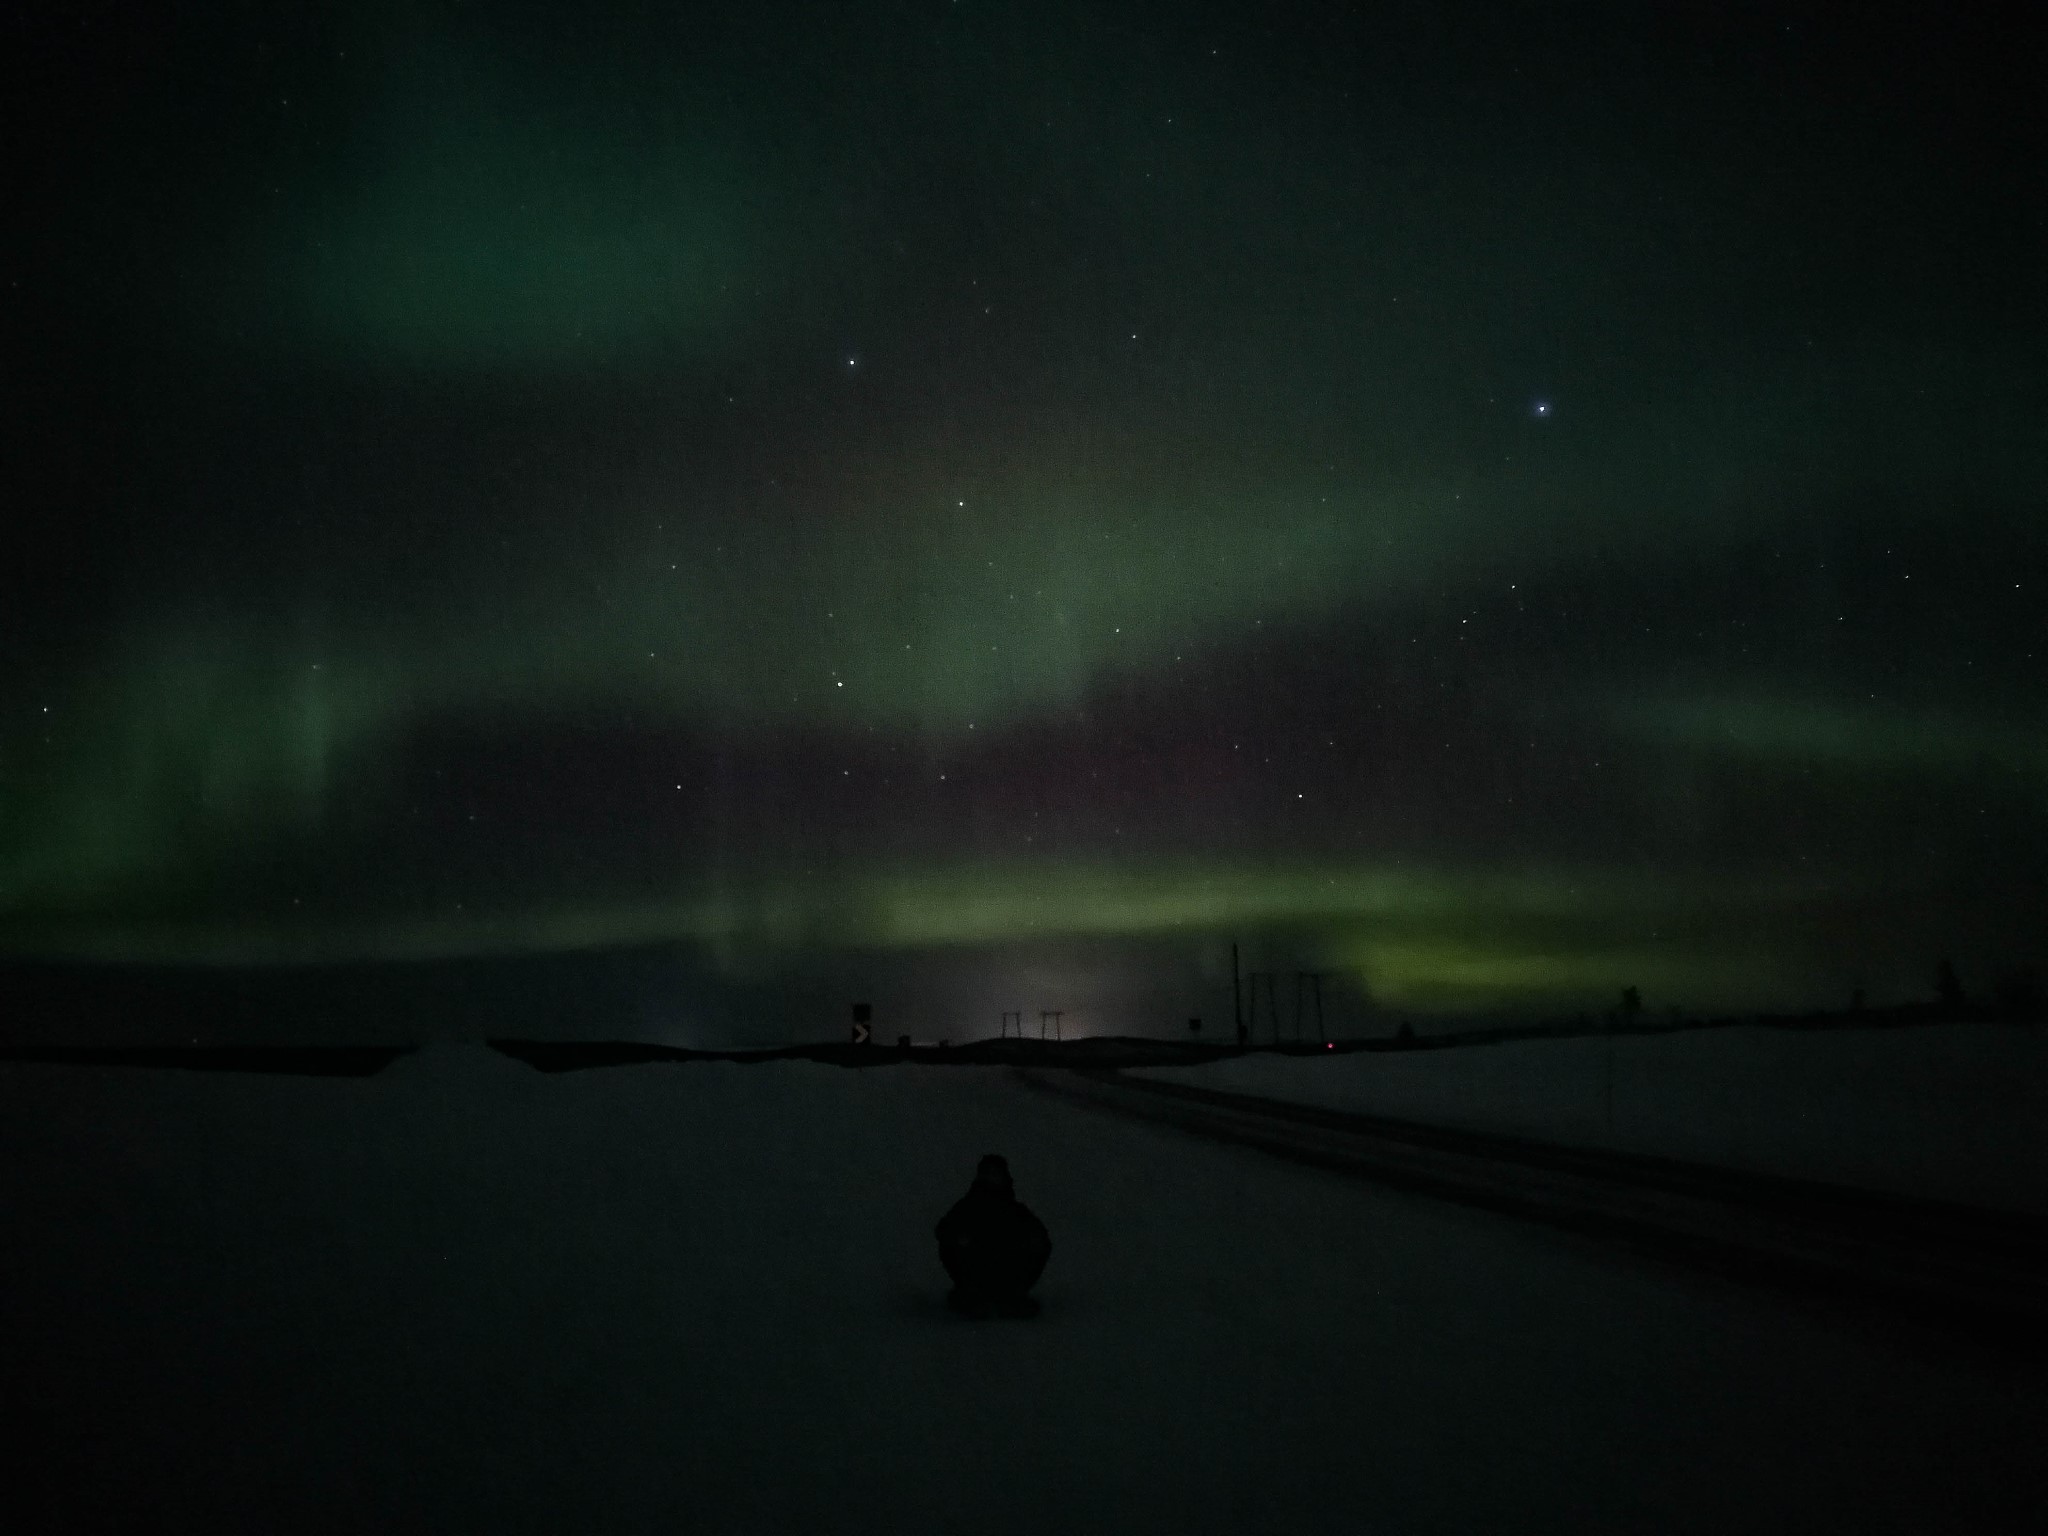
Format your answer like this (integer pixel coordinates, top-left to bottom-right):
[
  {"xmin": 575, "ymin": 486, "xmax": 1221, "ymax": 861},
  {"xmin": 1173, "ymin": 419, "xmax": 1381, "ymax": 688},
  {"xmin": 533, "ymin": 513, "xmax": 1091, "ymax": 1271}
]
[{"xmin": 6, "ymin": 2, "xmax": 2043, "ymax": 1024}]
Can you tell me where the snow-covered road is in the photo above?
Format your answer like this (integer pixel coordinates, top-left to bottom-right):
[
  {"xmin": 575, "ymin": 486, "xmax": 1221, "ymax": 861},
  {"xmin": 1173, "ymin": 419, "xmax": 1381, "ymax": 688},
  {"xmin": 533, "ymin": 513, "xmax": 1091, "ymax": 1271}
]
[
  {"xmin": 4, "ymin": 1046, "xmax": 2043, "ymax": 1533},
  {"xmin": 1131, "ymin": 1023, "xmax": 2048, "ymax": 1214},
  {"xmin": 1025, "ymin": 1067, "xmax": 2048, "ymax": 1343}
]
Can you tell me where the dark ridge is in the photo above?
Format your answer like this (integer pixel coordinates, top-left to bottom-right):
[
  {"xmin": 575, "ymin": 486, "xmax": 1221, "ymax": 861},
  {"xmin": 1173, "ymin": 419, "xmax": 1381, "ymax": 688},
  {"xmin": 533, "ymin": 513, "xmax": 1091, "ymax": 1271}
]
[
  {"xmin": 486, "ymin": 1036, "xmax": 1252, "ymax": 1072},
  {"xmin": 489, "ymin": 1039, "xmax": 723, "ymax": 1072},
  {"xmin": 0, "ymin": 1044, "xmax": 417, "ymax": 1076},
  {"xmin": 489, "ymin": 1003, "xmax": 2041, "ymax": 1074},
  {"xmin": 1399, "ymin": 1000, "xmax": 2038, "ymax": 1050}
]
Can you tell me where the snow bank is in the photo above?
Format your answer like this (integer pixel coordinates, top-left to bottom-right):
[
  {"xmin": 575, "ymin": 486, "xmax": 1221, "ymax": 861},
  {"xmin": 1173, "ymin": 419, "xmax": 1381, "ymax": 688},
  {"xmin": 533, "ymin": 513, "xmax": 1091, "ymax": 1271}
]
[{"xmin": 1130, "ymin": 1023, "xmax": 2048, "ymax": 1213}]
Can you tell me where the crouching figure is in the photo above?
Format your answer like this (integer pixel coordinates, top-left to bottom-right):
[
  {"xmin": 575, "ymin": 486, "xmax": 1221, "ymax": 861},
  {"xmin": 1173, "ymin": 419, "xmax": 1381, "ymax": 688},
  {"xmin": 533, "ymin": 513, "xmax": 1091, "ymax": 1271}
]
[{"xmin": 935, "ymin": 1154, "xmax": 1052, "ymax": 1317}]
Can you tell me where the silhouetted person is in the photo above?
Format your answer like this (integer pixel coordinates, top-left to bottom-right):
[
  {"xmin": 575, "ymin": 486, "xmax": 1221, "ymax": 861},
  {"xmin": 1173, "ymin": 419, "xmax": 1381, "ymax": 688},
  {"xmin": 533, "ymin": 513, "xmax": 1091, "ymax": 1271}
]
[{"xmin": 936, "ymin": 1154, "xmax": 1051, "ymax": 1317}]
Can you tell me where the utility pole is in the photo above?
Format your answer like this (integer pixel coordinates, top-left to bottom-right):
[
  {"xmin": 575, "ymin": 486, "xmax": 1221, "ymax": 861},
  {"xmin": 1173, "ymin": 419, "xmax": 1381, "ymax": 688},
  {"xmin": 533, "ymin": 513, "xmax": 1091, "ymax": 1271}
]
[
  {"xmin": 1233, "ymin": 942, "xmax": 1244, "ymax": 1049},
  {"xmin": 1039, "ymin": 1009, "xmax": 1064, "ymax": 1041},
  {"xmin": 1247, "ymin": 972, "xmax": 1282, "ymax": 1044},
  {"xmin": 1000, "ymin": 1011, "xmax": 1024, "ymax": 1039}
]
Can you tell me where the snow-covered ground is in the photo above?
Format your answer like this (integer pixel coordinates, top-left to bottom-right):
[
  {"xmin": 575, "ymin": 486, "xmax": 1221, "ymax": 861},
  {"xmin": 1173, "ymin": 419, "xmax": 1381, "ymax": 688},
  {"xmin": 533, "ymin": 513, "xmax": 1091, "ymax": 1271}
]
[
  {"xmin": 2, "ymin": 1045, "xmax": 2042, "ymax": 1533},
  {"xmin": 1133, "ymin": 1022, "xmax": 2048, "ymax": 1214}
]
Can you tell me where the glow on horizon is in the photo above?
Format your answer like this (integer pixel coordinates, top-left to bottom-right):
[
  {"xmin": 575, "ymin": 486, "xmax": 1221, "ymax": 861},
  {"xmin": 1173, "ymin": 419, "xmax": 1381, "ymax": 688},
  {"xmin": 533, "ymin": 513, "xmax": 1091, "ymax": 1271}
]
[{"xmin": 0, "ymin": 853, "xmax": 1851, "ymax": 1016}]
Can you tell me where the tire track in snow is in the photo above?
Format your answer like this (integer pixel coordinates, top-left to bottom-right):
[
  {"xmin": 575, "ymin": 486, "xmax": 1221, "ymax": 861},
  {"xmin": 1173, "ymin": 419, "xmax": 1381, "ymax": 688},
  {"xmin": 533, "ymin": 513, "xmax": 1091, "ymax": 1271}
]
[{"xmin": 1017, "ymin": 1066, "xmax": 2048, "ymax": 1356}]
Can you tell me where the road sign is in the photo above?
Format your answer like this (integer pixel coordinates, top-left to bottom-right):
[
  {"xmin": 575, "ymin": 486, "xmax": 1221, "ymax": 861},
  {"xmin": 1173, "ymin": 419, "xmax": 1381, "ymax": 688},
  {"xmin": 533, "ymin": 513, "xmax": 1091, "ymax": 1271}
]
[{"xmin": 851, "ymin": 1022, "xmax": 871, "ymax": 1044}]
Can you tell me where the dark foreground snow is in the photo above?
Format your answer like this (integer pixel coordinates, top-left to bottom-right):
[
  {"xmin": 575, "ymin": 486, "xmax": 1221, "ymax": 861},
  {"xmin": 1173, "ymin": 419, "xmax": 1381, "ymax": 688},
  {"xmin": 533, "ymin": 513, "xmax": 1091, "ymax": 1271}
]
[{"xmin": 3, "ymin": 1046, "xmax": 2043, "ymax": 1533}]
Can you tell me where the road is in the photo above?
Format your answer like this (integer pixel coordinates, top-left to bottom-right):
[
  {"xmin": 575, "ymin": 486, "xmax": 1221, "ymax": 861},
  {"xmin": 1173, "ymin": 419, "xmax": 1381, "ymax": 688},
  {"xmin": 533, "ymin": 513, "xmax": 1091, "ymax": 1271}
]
[{"xmin": 1022, "ymin": 1066, "xmax": 2048, "ymax": 1349}]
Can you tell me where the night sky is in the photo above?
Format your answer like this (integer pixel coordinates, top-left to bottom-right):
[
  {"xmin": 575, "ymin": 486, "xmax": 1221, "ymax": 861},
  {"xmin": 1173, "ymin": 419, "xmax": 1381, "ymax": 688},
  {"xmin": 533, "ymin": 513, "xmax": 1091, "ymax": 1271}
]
[{"xmin": 5, "ymin": 2, "xmax": 2044, "ymax": 1024}]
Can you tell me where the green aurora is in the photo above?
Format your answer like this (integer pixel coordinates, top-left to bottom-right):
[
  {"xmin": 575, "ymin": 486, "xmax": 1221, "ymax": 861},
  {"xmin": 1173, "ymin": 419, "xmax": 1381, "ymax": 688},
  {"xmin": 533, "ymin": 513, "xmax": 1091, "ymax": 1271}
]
[{"xmin": 6, "ymin": 3, "xmax": 2043, "ymax": 1023}]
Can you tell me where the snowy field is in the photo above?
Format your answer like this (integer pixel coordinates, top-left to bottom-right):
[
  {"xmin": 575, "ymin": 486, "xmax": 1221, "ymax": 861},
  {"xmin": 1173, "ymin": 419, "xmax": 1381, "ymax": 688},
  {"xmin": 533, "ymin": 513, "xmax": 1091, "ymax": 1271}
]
[
  {"xmin": 3, "ymin": 1045, "xmax": 2044, "ymax": 1533},
  {"xmin": 1134, "ymin": 1022, "xmax": 2048, "ymax": 1214}
]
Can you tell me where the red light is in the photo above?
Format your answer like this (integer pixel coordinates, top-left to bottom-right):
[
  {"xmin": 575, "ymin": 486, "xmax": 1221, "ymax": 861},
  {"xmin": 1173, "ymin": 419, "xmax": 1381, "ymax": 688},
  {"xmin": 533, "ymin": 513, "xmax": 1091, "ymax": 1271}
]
[{"xmin": 1325, "ymin": 1043, "xmax": 1333, "ymax": 1050}]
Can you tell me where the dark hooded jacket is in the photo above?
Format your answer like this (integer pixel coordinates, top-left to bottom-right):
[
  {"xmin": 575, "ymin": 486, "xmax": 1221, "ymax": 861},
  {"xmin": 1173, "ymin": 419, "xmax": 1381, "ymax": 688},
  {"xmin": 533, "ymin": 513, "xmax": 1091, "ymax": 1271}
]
[{"xmin": 935, "ymin": 1155, "xmax": 1052, "ymax": 1297}]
